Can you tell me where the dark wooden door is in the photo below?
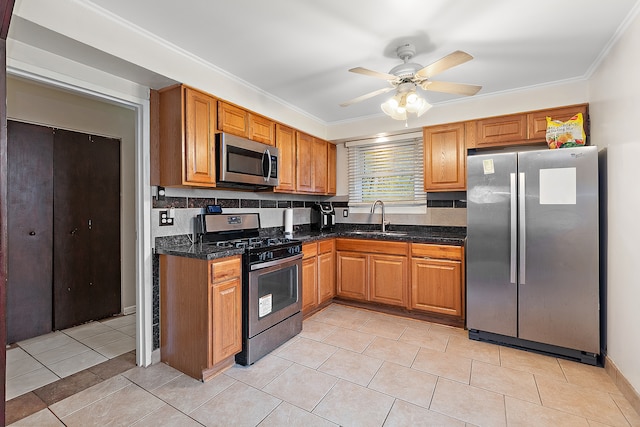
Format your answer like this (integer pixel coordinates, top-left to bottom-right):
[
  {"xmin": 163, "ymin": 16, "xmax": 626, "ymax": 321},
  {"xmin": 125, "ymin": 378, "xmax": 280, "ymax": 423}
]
[
  {"xmin": 53, "ymin": 129, "xmax": 121, "ymax": 330},
  {"xmin": 6, "ymin": 121, "xmax": 54, "ymax": 343}
]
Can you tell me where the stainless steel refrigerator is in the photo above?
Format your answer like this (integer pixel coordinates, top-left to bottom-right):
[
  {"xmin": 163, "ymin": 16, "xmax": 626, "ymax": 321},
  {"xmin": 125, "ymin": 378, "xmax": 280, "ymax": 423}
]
[{"xmin": 466, "ymin": 146, "xmax": 600, "ymax": 365}]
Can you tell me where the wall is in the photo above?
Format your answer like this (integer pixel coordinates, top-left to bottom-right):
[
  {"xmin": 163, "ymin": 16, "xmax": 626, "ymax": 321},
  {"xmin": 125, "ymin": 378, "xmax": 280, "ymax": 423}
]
[
  {"xmin": 588, "ymin": 7, "xmax": 640, "ymax": 396},
  {"xmin": 6, "ymin": 76, "xmax": 138, "ymax": 314}
]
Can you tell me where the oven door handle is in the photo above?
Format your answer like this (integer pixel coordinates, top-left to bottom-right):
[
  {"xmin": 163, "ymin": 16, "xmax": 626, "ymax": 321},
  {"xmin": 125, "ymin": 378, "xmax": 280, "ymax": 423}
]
[{"xmin": 250, "ymin": 253, "xmax": 303, "ymax": 271}]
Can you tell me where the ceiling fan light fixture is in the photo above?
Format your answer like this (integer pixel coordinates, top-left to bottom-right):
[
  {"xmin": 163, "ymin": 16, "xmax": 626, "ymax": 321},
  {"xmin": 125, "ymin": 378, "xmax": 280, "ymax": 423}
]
[{"xmin": 381, "ymin": 90, "xmax": 430, "ymax": 120}]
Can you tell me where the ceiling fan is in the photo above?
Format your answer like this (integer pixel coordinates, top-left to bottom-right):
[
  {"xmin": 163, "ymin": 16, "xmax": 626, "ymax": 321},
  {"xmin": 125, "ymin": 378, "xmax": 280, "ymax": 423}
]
[{"xmin": 340, "ymin": 43, "xmax": 482, "ymax": 119}]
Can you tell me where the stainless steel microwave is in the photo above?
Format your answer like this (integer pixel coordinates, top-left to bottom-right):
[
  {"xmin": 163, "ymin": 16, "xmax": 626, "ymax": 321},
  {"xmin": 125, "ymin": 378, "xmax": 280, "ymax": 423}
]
[{"xmin": 217, "ymin": 133, "xmax": 279, "ymax": 188}]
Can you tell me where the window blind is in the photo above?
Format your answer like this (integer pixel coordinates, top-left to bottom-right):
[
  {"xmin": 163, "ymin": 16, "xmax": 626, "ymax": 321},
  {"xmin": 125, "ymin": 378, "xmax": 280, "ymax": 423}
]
[{"xmin": 347, "ymin": 138, "xmax": 426, "ymax": 205}]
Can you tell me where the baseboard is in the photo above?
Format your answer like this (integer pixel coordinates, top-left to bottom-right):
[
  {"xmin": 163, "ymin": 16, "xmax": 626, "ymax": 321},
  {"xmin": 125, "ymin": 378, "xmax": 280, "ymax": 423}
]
[
  {"xmin": 605, "ymin": 355, "xmax": 640, "ymax": 416},
  {"xmin": 123, "ymin": 305, "xmax": 136, "ymax": 316}
]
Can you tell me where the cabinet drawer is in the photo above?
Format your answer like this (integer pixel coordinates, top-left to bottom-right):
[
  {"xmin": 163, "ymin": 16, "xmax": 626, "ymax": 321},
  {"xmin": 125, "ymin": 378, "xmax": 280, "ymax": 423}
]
[
  {"xmin": 318, "ymin": 239, "xmax": 335, "ymax": 254},
  {"xmin": 209, "ymin": 256, "xmax": 242, "ymax": 284},
  {"xmin": 302, "ymin": 242, "xmax": 318, "ymax": 259},
  {"xmin": 335, "ymin": 238, "xmax": 408, "ymax": 256},
  {"xmin": 411, "ymin": 244, "xmax": 463, "ymax": 260}
]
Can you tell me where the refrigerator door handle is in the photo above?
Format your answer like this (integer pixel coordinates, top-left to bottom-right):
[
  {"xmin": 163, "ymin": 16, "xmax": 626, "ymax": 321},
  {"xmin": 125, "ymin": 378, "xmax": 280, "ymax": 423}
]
[
  {"xmin": 510, "ymin": 173, "xmax": 517, "ymax": 284},
  {"xmin": 518, "ymin": 172, "xmax": 526, "ymax": 284}
]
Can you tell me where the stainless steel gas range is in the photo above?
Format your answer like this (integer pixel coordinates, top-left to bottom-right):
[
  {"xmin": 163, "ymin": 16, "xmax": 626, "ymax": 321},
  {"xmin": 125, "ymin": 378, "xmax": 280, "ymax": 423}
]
[{"xmin": 195, "ymin": 213, "xmax": 302, "ymax": 365}]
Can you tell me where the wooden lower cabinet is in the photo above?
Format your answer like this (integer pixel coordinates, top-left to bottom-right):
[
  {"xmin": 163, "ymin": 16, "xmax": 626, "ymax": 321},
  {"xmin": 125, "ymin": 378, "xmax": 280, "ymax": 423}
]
[
  {"xmin": 211, "ymin": 277, "xmax": 242, "ymax": 365},
  {"xmin": 301, "ymin": 243, "xmax": 318, "ymax": 314},
  {"xmin": 370, "ymin": 255, "xmax": 408, "ymax": 306},
  {"xmin": 317, "ymin": 240, "xmax": 336, "ymax": 304},
  {"xmin": 336, "ymin": 239, "xmax": 409, "ymax": 308},
  {"xmin": 336, "ymin": 251, "xmax": 368, "ymax": 300},
  {"xmin": 410, "ymin": 244, "xmax": 464, "ymax": 318},
  {"xmin": 160, "ymin": 255, "xmax": 242, "ymax": 381},
  {"xmin": 302, "ymin": 239, "xmax": 335, "ymax": 316}
]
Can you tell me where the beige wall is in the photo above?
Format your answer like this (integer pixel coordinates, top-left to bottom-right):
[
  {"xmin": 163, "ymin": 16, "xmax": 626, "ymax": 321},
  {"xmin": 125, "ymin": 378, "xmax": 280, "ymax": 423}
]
[
  {"xmin": 588, "ymin": 10, "xmax": 640, "ymax": 395},
  {"xmin": 6, "ymin": 75, "xmax": 137, "ymax": 314}
]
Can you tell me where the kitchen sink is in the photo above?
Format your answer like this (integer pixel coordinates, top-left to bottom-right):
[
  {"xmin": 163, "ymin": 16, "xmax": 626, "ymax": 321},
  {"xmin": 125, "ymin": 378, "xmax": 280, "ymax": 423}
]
[{"xmin": 347, "ymin": 230, "xmax": 408, "ymax": 237}]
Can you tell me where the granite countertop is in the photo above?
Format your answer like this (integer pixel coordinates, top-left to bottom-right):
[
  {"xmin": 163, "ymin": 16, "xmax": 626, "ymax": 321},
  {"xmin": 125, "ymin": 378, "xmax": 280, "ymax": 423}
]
[
  {"xmin": 155, "ymin": 225, "xmax": 466, "ymax": 261},
  {"xmin": 294, "ymin": 226, "xmax": 466, "ymax": 246}
]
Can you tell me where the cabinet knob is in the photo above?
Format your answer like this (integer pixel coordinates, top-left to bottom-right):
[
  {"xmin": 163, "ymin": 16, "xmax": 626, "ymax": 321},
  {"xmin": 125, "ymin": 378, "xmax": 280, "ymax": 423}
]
[{"xmin": 29, "ymin": 231, "xmax": 36, "ymax": 236}]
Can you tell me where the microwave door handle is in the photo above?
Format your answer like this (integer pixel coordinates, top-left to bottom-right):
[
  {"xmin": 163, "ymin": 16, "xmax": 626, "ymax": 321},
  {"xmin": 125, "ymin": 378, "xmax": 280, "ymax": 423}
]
[{"xmin": 262, "ymin": 149, "xmax": 272, "ymax": 182}]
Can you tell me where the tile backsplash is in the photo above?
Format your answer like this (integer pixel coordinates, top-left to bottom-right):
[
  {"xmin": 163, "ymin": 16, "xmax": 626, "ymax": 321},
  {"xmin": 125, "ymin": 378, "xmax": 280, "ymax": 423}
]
[{"xmin": 151, "ymin": 187, "xmax": 467, "ymax": 240}]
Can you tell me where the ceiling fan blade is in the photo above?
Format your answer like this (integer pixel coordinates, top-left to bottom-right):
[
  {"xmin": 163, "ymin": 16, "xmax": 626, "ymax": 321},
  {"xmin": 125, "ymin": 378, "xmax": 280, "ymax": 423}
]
[
  {"xmin": 415, "ymin": 50, "xmax": 473, "ymax": 79},
  {"xmin": 339, "ymin": 86, "xmax": 395, "ymax": 107},
  {"xmin": 421, "ymin": 80, "xmax": 482, "ymax": 96},
  {"xmin": 349, "ymin": 67, "xmax": 398, "ymax": 81}
]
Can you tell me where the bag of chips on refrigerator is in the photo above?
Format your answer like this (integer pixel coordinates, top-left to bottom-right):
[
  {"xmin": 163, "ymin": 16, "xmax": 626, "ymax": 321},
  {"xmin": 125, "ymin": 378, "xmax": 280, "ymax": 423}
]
[{"xmin": 546, "ymin": 113, "xmax": 586, "ymax": 149}]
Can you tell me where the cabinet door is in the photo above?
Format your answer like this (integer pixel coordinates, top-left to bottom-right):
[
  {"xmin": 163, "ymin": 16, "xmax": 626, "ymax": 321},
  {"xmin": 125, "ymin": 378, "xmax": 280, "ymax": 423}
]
[
  {"xmin": 475, "ymin": 114, "xmax": 527, "ymax": 147},
  {"xmin": 318, "ymin": 250, "xmax": 335, "ymax": 303},
  {"xmin": 527, "ymin": 105, "xmax": 588, "ymax": 142},
  {"xmin": 411, "ymin": 258, "xmax": 462, "ymax": 317},
  {"xmin": 336, "ymin": 251, "xmax": 367, "ymax": 300},
  {"xmin": 327, "ymin": 143, "xmax": 337, "ymax": 195},
  {"xmin": 312, "ymin": 138, "xmax": 328, "ymax": 193},
  {"xmin": 296, "ymin": 132, "xmax": 314, "ymax": 193},
  {"xmin": 369, "ymin": 254, "xmax": 407, "ymax": 307},
  {"xmin": 302, "ymin": 256, "xmax": 318, "ymax": 315},
  {"xmin": 211, "ymin": 277, "xmax": 242, "ymax": 365},
  {"xmin": 275, "ymin": 124, "xmax": 296, "ymax": 192},
  {"xmin": 423, "ymin": 123, "xmax": 466, "ymax": 191},
  {"xmin": 249, "ymin": 113, "xmax": 275, "ymax": 145},
  {"xmin": 218, "ymin": 101, "xmax": 248, "ymax": 137},
  {"xmin": 185, "ymin": 88, "xmax": 217, "ymax": 185}
]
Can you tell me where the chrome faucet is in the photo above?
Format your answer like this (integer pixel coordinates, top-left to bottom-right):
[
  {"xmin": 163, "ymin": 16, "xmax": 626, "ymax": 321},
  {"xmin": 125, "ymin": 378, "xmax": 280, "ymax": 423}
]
[{"xmin": 370, "ymin": 200, "xmax": 389, "ymax": 232}]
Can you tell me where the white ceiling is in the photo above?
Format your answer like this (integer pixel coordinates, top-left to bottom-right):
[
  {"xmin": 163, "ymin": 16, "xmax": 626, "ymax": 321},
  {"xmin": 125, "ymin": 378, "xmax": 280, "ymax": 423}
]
[{"xmin": 8, "ymin": 0, "xmax": 640, "ymax": 125}]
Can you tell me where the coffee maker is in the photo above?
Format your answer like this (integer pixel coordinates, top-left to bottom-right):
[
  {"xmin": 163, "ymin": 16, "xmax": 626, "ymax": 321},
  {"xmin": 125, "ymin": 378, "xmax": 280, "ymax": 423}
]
[{"xmin": 311, "ymin": 202, "xmax": 335, "ymax": 231}]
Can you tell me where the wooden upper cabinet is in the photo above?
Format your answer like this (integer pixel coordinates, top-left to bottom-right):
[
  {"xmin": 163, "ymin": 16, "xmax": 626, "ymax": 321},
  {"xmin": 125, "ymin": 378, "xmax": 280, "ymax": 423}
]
[
  {"xmin": 423, "ymin": 122, "xmax": 467, "ymax": 191},
  {"xmin": 157, "ymin": 84, "xmax": 216, "ymax": 187},
  {"xmin": 466, "ymin": 104, "xmax": 589, "ymax": 149},
  {"xmin": 475, "ymin": 114, "xmax": 527, "ymax": 147},
  {"xmin": 249, "ymin": 113, "xmax": 275, "ymax": 146},
  {"xmin": 218, "ymin": 101, "xmax": 275, "ymax": 145},
  {"xmin": 218, "ymin": 101, "xmax": 248, "ymax": 137},
  {"xmin": 312, "ymin": 137, "xmax": 328, "ymax": 194},
  {"xmin": 527, "ymin": 104, "xmax": 588, "ymax": 142},
  {"xmin": 327, "ymin": 143, "xmax": 337, "ymax": 195},
  {"xmin": 185, "ymin": 88, "xmax": 217, "ymax": 185},
  {"xmin": 274, "ymin": 124, "xmax": 296, "ymax": 192},
  {"xmin": 296, "ymin": 131, "xmax": 314, "ymax": 193}
]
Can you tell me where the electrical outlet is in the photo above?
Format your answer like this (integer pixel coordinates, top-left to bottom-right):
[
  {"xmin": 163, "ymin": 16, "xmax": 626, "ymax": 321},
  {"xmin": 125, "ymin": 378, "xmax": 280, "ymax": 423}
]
[
  {"xmin": 343, "ymin": 209, "xmax": 349, "ymax": 217},
  {"xmin": 159, "ymin": 210, "xmax": 174, "ymax": 226},
  {"xmin": 156, "ymin": 186, "xmax": 166, "ymax": 201}
]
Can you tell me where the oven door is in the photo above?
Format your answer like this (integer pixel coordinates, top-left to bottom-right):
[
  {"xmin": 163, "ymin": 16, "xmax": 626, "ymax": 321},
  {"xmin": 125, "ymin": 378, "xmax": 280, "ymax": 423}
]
[{"xmin": 247, "ymin": 254, "xmax": 302, "ymax": 338}]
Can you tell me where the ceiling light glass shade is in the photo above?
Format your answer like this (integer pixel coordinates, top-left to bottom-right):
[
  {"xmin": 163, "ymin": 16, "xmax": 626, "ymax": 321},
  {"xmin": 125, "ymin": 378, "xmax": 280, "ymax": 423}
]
[{"xmin": 381, "ymin": 90, "xmax": 431, "ymax": 120}]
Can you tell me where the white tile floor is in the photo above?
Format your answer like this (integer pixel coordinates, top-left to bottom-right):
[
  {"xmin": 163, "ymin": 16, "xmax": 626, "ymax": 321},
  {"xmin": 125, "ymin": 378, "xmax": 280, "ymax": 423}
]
[
  {"xmin": 8, "ymin": 304, "xmax": 640, "ymax": 426},
  {"xmin": 5, "ymin": 314, "xmax": 136, "ymax": 401}
]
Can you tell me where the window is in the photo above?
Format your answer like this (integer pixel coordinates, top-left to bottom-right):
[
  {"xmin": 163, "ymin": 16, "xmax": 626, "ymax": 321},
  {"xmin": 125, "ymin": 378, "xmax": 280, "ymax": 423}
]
[{"xmin": 347, "ymin": 137, "xmax": 425, "ymax": 205}]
